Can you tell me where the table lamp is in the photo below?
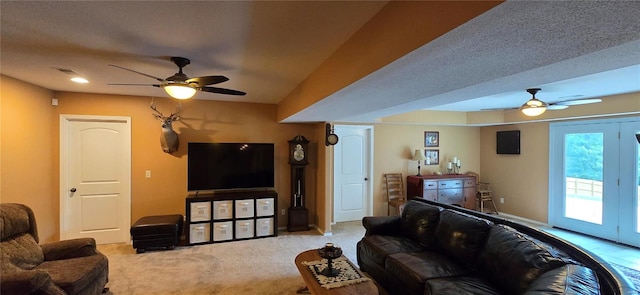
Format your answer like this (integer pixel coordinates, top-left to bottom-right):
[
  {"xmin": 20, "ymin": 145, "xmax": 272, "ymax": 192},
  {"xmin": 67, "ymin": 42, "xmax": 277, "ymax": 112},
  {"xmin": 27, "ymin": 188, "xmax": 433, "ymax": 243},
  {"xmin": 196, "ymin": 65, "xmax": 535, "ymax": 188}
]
[{"xmin": 412, "ymin": 149, "xmax": 426, "ymax": 176}]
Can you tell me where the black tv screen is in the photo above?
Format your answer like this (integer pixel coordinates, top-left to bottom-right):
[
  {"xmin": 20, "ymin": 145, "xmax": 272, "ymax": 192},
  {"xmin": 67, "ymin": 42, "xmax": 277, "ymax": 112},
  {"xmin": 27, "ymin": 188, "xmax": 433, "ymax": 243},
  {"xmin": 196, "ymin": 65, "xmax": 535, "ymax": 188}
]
[
  {"xmin": 188, "ymin": 142, "xmax": 275, "ymax": 191},
  {"xmin": 496, "ymin": 130, "xmax": 520, "ymax": 154}
]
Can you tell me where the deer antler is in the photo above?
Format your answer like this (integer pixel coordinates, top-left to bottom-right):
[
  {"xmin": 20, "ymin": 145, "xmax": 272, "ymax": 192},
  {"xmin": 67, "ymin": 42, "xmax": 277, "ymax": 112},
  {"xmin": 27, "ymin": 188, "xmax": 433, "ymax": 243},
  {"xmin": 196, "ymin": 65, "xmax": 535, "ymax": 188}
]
[
  {"xmin": 169, "ymin": 102, "xmax": 182, "ymax": 119},
  {"xmin": 150, "ymin": 98, "xmax": 163, "ymax": 119}
]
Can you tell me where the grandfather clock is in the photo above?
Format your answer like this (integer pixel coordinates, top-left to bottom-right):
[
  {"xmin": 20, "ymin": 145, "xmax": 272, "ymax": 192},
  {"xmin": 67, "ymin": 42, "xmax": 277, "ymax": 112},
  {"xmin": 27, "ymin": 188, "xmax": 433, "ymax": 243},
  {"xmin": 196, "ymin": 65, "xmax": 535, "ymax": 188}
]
[{"xmin": 288, "ymin": 135, "xmax": 310, "ymax": 232}]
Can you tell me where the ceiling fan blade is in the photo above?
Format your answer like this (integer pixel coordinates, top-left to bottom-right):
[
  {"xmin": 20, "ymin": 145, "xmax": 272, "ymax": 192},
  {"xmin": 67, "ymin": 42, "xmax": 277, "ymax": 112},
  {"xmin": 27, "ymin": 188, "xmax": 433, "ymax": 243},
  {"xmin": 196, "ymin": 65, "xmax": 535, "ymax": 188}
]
[
  {"xmin": 547, "ymin": 104, "xmax": 569, "ymax": 110},
  {"xmin": 200, "ymin": 86, "xmax": 246, "ymax": 96},
  {"xmin": 108, "ymin": 83, "xmax": 161, "ymax": 88},
  {"xmin": 553, "ymin": 98, "xmax": 602, "ymax": 106},
  {"xmin": 480, "ymin": 107, "xmax": 518, "ymax": 111},
  {"xmin": 109, "ymin": 64, "xmax": 165, "ymax": 82},
  {"xmin": 186, "ymin": 76, "xmax": 229, "ymax": 86}
]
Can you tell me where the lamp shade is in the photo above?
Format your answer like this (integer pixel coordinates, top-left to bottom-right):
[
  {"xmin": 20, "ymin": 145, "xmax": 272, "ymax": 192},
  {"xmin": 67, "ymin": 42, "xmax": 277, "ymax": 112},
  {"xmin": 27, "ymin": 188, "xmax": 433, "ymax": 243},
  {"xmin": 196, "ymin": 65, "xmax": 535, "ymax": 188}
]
[
  {"xmin": 520, "ymin": 88, "xmax": 547, "ymax": 117},
  {"xmin": 412, "ymin": 149, "xmax": 426, "ymax": 161},
  {"xmin": 164, "ymin": 84, "xmax": 197, "ymax": 99},
  {"xmin": 520, "ymin": 98, "xmax": 547, "ymax": 116}
]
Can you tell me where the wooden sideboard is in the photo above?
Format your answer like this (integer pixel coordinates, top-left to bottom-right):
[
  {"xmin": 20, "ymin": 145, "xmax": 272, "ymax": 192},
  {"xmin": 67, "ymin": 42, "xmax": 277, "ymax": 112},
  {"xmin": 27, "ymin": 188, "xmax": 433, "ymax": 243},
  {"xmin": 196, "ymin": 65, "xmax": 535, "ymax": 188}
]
[{"xmin": 407, "ymin": 175, "xmax": 477, "ymax": 209}]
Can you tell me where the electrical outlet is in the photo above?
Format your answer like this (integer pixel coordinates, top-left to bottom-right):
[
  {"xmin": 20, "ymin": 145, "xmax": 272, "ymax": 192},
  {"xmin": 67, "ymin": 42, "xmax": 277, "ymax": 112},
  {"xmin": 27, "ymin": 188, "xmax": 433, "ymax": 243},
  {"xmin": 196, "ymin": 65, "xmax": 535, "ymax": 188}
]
[
  {"xmin": 281, "ymin": 209, "xmax": 286, "ymax": 216},
  {"xmin": 500, "ymin": 197, "xmax": 505, "ymax": 204},
  {"xmin": 145, "ymin": 170, "xmax": 151, "ymax": 178}
]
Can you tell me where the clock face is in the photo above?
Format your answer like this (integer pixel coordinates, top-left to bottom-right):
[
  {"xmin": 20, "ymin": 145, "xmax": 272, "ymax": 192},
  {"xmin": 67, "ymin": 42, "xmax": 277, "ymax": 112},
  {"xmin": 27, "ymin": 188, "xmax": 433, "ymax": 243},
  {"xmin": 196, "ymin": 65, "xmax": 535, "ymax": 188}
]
[
  {"xmin": 293, "ymin": 144, "xmax": 305, "ymax": 161},
  {"xmin": 327, "ymin": 133, "xmax": 339, "ymax": 145}
]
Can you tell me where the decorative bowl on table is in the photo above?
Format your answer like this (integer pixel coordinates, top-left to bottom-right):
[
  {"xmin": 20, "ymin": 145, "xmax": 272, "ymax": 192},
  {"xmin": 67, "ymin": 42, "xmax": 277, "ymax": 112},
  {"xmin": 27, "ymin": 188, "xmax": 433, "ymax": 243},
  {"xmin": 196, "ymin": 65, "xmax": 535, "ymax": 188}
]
[{"xmin": 317, "ymin": 243, "xmax": 342, "ymax": 277}]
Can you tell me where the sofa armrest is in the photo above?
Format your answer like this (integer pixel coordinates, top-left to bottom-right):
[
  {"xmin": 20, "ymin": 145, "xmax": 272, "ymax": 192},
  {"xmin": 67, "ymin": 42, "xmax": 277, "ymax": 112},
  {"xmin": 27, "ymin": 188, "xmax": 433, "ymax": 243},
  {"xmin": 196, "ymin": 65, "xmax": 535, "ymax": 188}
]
[
  {"xmin": 362, "ymin": 216, "xmax": 402, "ymax": 236},
  {"xmin": 524, "ymin": 264, "xmax": 600, "ymax": 295},
  {"xmin": 41, "ymin": 238, "xmax": 98, "ymax": 261},
  {"xmin": 0, "ymin": 270, "xmax": 66, "ymax": 295}
]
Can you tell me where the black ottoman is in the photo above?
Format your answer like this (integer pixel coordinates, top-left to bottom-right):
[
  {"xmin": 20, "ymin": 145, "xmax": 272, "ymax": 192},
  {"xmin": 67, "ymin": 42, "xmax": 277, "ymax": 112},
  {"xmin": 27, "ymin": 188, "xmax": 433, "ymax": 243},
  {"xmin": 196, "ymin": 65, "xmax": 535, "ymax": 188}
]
[{"xmin": 130, "ymin": 214, "xmax": 183, "ymax": 253}]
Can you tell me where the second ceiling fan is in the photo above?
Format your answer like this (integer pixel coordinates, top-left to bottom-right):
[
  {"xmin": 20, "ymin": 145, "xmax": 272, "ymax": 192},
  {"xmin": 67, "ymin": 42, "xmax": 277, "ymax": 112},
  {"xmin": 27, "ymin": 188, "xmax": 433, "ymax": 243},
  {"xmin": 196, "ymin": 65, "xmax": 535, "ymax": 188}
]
[
  {"xmin": 109, "ymin": 56, "xmax": 246, "ymax": 99},
  {"xmin": 486, "ymin": 88, "xmax": 602, "ymax": 117}
]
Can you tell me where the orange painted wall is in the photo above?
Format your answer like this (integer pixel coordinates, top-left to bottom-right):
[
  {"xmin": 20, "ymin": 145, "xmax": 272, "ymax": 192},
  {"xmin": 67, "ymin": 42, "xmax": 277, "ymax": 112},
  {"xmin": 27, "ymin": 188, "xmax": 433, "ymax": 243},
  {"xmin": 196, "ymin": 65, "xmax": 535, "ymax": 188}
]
[
  {"xmin": 2, "ymin": 75, "xmax": 320, "ymax": 241},
  {"xmin": 1, "ymin": 76, "xmax": 58, "ymax": 242}
]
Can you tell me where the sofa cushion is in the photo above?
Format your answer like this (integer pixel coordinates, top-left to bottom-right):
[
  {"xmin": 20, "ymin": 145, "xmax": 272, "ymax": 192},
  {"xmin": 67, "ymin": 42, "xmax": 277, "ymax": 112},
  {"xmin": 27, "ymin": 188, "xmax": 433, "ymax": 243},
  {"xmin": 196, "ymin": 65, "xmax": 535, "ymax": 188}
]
[
  {"xmin": 477, "ymin": 225, "xmax": 568, "ymax": 294},
  {"xmin": 1, "ymin": 234, "xmax": 45, "ymax": 270},
  {"xmin": 385, "ymin": 251, "xmax": 471, "ymax": 294},
  {"xmin": 358, "ymin": 235, "xmax": 425, "ymax": 267},
  {"xmin": 425, "ymin": 275, "xmax": 502, "ymax": 295},
  {"xmin": 523, "ymin": 264, "xmax": 600, "ymax": 295},
  {"xmin": 36, "ymin": 253, "xmax": 109, "ymax": 295},
  {"xmin": 434, "ymin": 209, "xmax": 492, "ymax": 267},
  {"xmin": 400, "ymin": 201, "xmax": 442, "ymax": 248},
  {"xmin": 1, "ymin": 203, "xmax": 38, "ymax": 241}
]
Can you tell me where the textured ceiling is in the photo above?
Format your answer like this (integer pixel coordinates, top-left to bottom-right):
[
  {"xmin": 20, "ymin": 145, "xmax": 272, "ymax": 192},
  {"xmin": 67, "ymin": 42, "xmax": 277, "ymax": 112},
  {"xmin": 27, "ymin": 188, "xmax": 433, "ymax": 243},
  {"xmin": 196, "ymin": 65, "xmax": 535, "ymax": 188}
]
[
  {"xmin": 1, "ymin": 1, "xmax": 639, "ymax": 123},
  {"xmin": 285, "ymin": 1, "xmax": 640, "ymax": 122},
  {"xmin": 0, "ymin": 1, "xmax": 387, "ymax": 104}
]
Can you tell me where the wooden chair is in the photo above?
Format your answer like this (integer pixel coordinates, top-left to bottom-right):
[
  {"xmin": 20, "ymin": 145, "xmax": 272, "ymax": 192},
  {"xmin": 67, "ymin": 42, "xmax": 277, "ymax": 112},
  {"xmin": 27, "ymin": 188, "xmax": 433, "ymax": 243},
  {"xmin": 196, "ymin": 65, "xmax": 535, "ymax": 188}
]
[
  {"xmin": 477, "ymin": 181, "xmax": 499, "ymax": 215},
  {"xmin": 385, "ymin": 173, "xmax": 406, "ymax": 215}
]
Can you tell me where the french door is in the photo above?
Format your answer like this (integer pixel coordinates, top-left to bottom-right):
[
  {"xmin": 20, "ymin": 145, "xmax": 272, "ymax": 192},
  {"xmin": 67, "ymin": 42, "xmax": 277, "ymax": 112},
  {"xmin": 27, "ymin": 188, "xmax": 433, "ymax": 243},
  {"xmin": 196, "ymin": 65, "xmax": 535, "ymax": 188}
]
[{"xmin": 549, "ymin": 117, "xmax": 640, "ymax": 247}]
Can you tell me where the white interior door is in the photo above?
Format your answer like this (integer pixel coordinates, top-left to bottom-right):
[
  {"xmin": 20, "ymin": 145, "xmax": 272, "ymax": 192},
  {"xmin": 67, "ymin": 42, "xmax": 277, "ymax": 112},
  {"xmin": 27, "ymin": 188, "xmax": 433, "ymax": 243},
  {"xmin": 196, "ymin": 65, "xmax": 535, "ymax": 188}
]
[
  {"xmin": 333, "ymin": 125, "xmax": 372, "ymax": 222},
  {"xmin": 60, "ymin": 115, "xmax": 131, "ymax": 244}
]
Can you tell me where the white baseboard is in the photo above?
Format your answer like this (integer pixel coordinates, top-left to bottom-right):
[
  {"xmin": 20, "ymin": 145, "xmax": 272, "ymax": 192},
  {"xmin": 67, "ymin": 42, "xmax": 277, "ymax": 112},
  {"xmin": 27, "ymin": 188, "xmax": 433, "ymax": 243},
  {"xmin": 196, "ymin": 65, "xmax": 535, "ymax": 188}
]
[{"xmin": 497, "ymin": 212, "xmax": 550, "ymax": 228}]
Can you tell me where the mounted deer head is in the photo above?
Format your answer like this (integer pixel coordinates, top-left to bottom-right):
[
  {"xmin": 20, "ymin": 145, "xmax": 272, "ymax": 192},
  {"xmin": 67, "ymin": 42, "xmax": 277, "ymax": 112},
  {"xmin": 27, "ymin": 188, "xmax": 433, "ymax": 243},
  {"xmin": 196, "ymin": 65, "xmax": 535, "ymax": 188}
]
[{"xmin": 150, "ymin": 98, "xmax": 181, "ymax": 154}]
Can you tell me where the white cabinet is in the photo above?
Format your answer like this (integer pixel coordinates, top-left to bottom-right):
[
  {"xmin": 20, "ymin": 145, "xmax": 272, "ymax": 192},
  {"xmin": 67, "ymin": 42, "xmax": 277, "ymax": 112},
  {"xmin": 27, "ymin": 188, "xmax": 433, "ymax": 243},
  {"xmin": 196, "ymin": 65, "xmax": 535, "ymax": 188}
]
[
  {"xmin": 213, "ymin": 200, "xmax": 233, "ymax": 220},
  {"xmin": 235, "ymin": 199, "xmax": 255, "ymax": 218},
  {"xmin": 213, "ymin": 221, "xmax": 233, "ymax": 242},
  {"xmin": 189, "ymin": 223, "xmax": 211, "ymax": 244},
  {"xmin": 185, "ymin": 190, "xmax": 278, "ymax": 245},
  {"xmin": 235, "ymin": 220, "xmax": 255, "ymax": 239},
  {"xmin": 190, "ymin": 201, "xmax": 211, "ymax": 222},
  {"xmin": 256, "ymin": 217, "xmax": 274, "ymax": 237},
  {"xmin": 256, "ymin": 198, "xmax": 275, "ymax": 217}
]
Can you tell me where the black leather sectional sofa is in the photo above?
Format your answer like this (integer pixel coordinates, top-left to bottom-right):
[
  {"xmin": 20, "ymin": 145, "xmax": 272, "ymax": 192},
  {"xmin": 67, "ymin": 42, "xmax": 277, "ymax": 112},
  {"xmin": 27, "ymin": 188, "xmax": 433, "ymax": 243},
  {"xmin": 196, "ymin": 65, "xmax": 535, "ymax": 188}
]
[{"xmin": 357, "ymin": 199, "xmax": 635, "ymax": 295}]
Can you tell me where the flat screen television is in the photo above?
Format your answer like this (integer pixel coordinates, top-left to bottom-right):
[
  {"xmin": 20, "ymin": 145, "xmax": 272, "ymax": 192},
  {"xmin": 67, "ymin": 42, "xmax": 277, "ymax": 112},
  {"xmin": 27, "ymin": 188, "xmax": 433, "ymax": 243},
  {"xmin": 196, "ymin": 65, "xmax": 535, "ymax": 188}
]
[
  {"xmin": 496, "ymin": 130, "xmax": 520, "ymax": 154},
  {"xmin": 188, "ymin": 142, "xmax": 275, "ymax": 191}
]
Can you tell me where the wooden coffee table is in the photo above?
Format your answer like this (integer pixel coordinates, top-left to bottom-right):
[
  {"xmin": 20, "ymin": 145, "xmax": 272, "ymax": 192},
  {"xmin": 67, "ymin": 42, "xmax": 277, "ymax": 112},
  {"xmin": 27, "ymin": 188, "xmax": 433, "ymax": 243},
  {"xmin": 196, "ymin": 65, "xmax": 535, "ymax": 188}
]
[{"xmin": 294, "ymin": 249, "xmax": 378, "ymax": 295}]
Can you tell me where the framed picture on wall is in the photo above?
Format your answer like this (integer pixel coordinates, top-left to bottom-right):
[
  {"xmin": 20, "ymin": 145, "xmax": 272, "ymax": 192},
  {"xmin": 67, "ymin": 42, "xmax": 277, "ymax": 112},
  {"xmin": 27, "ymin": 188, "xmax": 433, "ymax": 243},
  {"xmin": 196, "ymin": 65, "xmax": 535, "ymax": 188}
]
[
  {"xmin": 424, "ymin": 131, "xmax": 439, "ymax": 147},
  {"xmin": 425, "ymin": 149, "xmax": 439, "ymax": 165}
]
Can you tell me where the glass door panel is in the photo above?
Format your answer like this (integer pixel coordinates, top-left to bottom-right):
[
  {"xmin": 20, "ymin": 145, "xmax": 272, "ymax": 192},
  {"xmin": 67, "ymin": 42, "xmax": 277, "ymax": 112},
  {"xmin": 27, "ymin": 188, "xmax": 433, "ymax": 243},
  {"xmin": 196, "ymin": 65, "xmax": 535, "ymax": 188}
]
[
  {"xmin": 618, "ymin": 122, "xmax": 640, "ymax": 247},
  {"xmin": 549, "ymin": 122, "xmax": 619, "ymax": 242},
  {"xmin": 564, "ymin": 133, "xmax": 603, "ymax": 225}
]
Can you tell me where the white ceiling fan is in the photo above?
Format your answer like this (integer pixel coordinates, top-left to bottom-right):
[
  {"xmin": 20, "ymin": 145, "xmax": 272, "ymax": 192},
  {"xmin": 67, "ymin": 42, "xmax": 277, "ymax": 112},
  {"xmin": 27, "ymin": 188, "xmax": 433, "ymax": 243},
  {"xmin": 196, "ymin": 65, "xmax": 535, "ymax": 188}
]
[{"xmin": 484, "ymin": 88, "xmax": 602, "ymax": 116}]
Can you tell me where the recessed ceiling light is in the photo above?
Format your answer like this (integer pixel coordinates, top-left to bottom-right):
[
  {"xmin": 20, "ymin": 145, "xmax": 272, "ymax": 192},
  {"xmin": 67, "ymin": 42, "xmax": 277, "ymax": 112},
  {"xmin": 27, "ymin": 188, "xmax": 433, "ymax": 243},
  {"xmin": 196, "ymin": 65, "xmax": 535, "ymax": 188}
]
[{"xmin": 71, "ymin": 77, "xmax": 89, "ymax": 83}]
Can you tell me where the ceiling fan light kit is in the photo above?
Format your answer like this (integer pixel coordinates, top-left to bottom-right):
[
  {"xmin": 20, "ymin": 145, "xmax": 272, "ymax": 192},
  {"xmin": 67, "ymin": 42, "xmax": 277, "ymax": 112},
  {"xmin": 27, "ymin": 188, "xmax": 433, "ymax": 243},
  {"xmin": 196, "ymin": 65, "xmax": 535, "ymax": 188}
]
[
  {"xmin": 163, "ymin": 84, "xmax": 197, "ymax": 99},
  {"xmin": 520, "ymin": 88, "xmax": 547, "ymax": 117},
  {"xmin": 109, "ymin": 56, "xmax": 245, "ymax": 99}
]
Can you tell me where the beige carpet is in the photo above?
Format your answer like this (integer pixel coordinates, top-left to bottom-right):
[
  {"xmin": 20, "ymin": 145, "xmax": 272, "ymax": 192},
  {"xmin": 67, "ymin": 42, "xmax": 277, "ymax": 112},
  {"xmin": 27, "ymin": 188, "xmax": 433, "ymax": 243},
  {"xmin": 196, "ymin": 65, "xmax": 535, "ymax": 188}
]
[{"xmin": 98, "ymin": 221, "xmax": 365, "ymax": 295}]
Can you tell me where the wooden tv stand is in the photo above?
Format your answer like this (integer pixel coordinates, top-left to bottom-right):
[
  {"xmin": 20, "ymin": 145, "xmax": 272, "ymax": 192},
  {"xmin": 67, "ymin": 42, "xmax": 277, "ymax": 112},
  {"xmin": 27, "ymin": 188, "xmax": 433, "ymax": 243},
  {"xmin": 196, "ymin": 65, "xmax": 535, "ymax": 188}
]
[{"xmin": 406, "ymin": 175, "xmax": 477, "ymax": 209}]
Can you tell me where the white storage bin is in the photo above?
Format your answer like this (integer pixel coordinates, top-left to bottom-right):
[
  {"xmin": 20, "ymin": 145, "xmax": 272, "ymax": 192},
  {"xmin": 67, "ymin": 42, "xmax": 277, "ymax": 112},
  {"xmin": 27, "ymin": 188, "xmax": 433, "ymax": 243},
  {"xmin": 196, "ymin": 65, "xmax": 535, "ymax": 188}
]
[
  {"xmin": 190, "ymin": 201, "xmax": 211, "ymax": 222},
  {"xmin": 189, "ymin": 223, "xmax": 211, "ymax": 244},
  {"xmin": 256, "ymin": 217, "xmax": 274, "ymax": 237},
  {"xmin": 213, "ymin": 200, "xmax": 233, "ymax": 220},
  {"xmin": 235, "ymin": 220, "xmax": 255, "ymax": 239},
  {"xmin": 235, "ymin": 199, "xmax": 255, "ymax": 218},
  {"xmin": 256, "ymin": 198, "xmax": 274, "ymax": 217},
  {"xmin": 212, "ymin": 221, "xmax": 233, "ymax": 241}
]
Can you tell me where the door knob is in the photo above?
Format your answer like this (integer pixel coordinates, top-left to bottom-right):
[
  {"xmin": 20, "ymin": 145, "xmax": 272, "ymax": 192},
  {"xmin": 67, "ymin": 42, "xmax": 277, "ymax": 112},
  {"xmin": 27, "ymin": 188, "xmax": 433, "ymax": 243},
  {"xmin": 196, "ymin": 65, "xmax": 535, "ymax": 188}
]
[
  {"xmin": 70, "ymin": 188, "xmax": 77, "ymax": 193},
  {"xmin": 364, "ymin": 178, "xmax": 369, "ymax": 181}
]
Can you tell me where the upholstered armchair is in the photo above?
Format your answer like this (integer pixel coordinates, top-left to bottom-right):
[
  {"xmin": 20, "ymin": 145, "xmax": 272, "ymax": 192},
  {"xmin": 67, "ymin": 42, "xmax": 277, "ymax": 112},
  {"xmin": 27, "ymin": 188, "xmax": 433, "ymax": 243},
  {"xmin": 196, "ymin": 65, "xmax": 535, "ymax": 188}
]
[{"xmin": 0, "ymin": 203, "xmax": 109, "ymax": 294}]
